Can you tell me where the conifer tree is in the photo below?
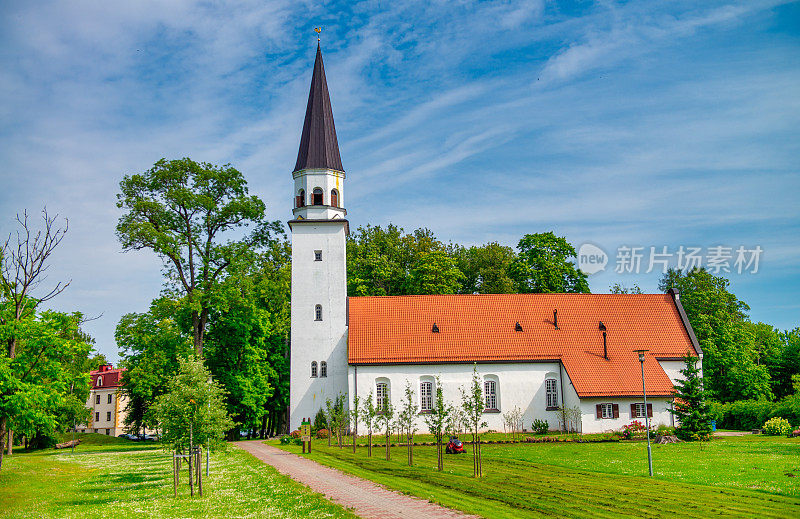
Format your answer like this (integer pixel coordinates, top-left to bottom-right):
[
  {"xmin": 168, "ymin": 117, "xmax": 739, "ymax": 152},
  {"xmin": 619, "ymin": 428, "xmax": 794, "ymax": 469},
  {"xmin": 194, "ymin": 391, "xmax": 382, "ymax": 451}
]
[{"xmin": 671, "ymin": 353, "xmax": 712, "ymax": 441}]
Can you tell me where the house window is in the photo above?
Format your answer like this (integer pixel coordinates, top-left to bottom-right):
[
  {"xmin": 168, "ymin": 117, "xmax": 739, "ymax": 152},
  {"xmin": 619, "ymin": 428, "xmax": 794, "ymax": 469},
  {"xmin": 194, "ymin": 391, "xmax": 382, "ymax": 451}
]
[
  {"xmin": 311, "ymin": 362, "xmax": 318, "ymax": 378},
  {"xmin": 632, "ymin": 403, "xmax": 652, "ymax": 418},
  {"xmin": 95, "ymin": 394, "xmax": 100, "ymax": 404},
  {"xmin": 106, "ymin": 412, "xmax": 112, "ymax": 421},
  {"xmin": 108, "ymin": 394, "xmax": 113, "ymax": 404},
  {"xmin": 314, "ymin": 250, "xmax": 322, "ymax": 261},
  {"xmin": 597, "ymin": 403, "xmax": 618, "ymax": 419},
  {"xmin": 312, "ymin": 188, "xmax": 324, "ymax": 205},
  {"xmin": 545, "ymin": 379, "xmax": 558, "ymax": 409},
  {"xmin": 320, "ymin": 361, "xmax": 327, "ymax": 377},
  {"xmin": 420, "ymin": 381, "xmax": 433, "ymax": 412},
  {"xmin": 484, "ymin": 380, "xmax": 497, "ymax": 411},
  {"xmin": 106, "ymin": 429, "xmax": 110, "ymax": 435},
  {"xmin": 331, "ymin": 189, "xmax": 339, "ymax": 207},
  {"xmin": 95, "ymin": 412, "xmax": 100, "ymax": 422},
  {"xmin": 315, "ymin": 305, "xmax": 323, "ymax": 321},
  {"xmin": 376, "ymin": 382, "xmax": 389, "ymax": 413}
]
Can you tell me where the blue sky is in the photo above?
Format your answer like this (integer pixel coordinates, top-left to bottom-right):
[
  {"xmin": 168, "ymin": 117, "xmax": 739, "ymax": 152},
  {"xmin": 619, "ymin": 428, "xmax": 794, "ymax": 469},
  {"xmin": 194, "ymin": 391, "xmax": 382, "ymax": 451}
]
[{"xmin": 1, "ymin": 0, "xmax": 798, "ymax": 362}]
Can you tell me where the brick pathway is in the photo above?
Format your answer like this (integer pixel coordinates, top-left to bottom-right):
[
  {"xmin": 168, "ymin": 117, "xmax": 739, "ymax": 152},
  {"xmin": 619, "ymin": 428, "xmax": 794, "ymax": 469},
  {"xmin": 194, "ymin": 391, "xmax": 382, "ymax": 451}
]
[{"xmin": 235, "ymin": 441, "xmax": 477, "ymax": 519}]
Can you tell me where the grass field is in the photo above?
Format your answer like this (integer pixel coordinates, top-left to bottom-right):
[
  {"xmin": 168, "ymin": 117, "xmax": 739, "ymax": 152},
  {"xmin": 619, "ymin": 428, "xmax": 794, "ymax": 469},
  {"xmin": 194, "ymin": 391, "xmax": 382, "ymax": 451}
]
[
  {"xmin": 0, "ymin": 433, "xmax": 354, "ymax": 518},
  {"xmin": 274, "ymin": 435, "xmax": 800, "ymax": 518}
]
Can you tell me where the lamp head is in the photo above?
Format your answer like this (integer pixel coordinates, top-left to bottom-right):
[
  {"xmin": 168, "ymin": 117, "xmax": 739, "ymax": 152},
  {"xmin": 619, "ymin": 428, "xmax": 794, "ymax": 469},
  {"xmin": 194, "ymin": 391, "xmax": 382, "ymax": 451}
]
[{"xmin": 633, "ymin": 349, "xmax": 648, "ymax": 363}]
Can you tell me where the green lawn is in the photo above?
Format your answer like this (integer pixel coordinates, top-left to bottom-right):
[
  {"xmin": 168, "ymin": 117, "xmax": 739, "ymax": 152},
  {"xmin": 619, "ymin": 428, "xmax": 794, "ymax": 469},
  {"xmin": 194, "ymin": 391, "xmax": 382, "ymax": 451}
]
[
  {"xmin": 274, "ymin": 435, "xmax": 800, "ymax": 518},
  {"xmin": 0, "ymin": 433, "xmax": 354, "ymax": 518}
]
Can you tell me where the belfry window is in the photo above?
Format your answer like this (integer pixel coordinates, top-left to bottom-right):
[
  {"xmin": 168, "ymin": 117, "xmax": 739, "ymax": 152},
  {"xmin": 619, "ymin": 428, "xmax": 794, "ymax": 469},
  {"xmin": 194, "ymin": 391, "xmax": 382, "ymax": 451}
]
[
  {"xmin": 320, "ymin": 361, "xmax": 327, "ymax": 377},
  {"xmin": 312, "ymin": 188, "xmax": 324, "ymax": 205},
  {"xmin": 296, "ymin": 189, "xmax": 305, "ymax": 208},
  {"xmin": 331, "ymin": 189, "xmax": 339, "ymax": 207},
  {"xmin": 315, "ymin": 305, "xmax": 323, "ymax": 321},
  {"xmin": 311, "ymin": 361, "xmax": 318, "ymax": 378}
]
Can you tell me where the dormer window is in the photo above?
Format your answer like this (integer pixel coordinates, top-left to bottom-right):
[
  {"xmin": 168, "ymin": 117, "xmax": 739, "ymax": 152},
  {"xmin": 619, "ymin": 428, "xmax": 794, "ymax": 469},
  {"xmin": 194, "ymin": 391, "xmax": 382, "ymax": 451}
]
[
  {"xmin": 96, "ymin": 376, "xmax": 103, "ymax": 387},
  {"xmin": 312, "ymin": 188, "xmax": 324, "ymax": 206}
]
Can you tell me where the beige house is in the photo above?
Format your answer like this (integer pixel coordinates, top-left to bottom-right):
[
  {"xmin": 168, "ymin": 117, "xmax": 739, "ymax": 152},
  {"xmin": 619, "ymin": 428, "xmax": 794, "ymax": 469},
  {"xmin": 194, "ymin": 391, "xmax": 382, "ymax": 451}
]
[{"xmin": 75, "ymin": 364, "xmax": 128, "ymax": 436}]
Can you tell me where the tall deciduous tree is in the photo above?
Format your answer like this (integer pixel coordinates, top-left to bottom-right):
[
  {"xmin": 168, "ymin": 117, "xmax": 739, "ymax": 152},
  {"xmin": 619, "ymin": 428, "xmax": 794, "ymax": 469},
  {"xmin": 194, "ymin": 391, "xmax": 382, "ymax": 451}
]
[
  {"xmin": 659, "ymin": 268, "xmax": 771, "ymax": 401},
  {"xmin": 454, "ymin": 242, "xmax": 517, "ymax": 294},
  {"xmin": 0, "ymin": 209, "xmax": 70, "ymax": 471},
  {"xmin": 116, "ymin": 158, "xmax": 277, "ymax": 355},
  {"xmin": 512, "ymin": 232, "xmax": 589, "ymax": 293}
]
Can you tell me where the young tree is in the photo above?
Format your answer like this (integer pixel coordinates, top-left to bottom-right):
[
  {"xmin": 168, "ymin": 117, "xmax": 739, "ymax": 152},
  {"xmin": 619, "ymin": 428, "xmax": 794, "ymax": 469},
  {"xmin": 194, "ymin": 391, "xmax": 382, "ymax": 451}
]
[
  {"xmin": 323, "ymin": 398, "xmax": 335, "ymax": 447},
  {"xmin": 116, "ymin": 158, "xmax": 279, "ymax": 355},
  {"xmin": 1, "ymin": 209, "xmax": 70, "ymax": 471},
  {"xmin": 327, "ymin": 393, "xmax": 347, "ymax": 448},
  {"xmin": 377, "ymin": 400, "xmax": 394, "ymax": 461},
  {"xmin": 511, "ymin": 232, "xmax": 589, "ymax": 293},
  {"xmin": 399, "ymin": 381, "xmax": 418, "ymax": 466},
  {"xmin": 461, "ymin": 365, "xmax": 488, "ymax": 477},
  {"xmin": 361, "ymin": 392, "xmax": 377, "ymax": 457},
  {"xmin": 350, "ymin": 394, "xmax": 360, "ymax": 453},
  {"xmin": 670, "ymin": 353, "xmax": 712, "ymax": 441},
  {"xmin": 152, "ymin": 356, "xmax": 234, "ymax": 452},
  {"xmin": 422, "ymin": 377, "xmax": 450, "ymax": 471}
]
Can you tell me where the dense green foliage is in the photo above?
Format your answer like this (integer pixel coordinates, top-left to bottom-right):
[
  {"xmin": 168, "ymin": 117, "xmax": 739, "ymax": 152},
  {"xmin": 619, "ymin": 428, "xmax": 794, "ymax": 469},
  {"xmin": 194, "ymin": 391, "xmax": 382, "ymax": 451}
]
[
  {"xmin": 0, "ymin": 305, "xmax": 96, "ymax": 451},
  {"xmin": 660, "ymin": 268, "xmax": 799, "ymax": 403},
  {"xmin": 278, "ymin": 435, "xmax": 800, "ymax": 517},
  {"xmin": 347, "ymin": 225, "xmax": 587, "ymax": 296},
  {"xmin": 763, "ymin": 416, "xmax": 793, "ymax": 436}
]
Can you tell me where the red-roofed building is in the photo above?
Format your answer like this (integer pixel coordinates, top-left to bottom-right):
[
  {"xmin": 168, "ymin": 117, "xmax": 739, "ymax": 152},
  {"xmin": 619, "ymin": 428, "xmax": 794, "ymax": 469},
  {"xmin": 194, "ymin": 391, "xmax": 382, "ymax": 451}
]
[
  {"xmin": 75, "ymin": 364, "xmax": 130, "ymax": 436},
  {"xmin": 287, "ymin": 44, "xmax": 702, "ymax": 434}
]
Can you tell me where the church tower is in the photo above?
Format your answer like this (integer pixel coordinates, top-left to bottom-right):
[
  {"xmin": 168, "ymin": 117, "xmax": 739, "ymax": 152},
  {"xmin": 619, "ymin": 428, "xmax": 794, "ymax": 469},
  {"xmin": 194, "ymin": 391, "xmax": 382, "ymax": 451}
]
[{"xmin": 288, "ymin": 42, "xmax": 349, "ymax": 431}]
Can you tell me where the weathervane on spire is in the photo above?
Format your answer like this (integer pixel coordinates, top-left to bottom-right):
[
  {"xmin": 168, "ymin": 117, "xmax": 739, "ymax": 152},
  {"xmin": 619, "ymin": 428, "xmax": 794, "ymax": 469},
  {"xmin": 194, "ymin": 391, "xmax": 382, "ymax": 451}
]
[{"xmin": 314, "ymin": 27, "xmax": 322, "ymax": 41}]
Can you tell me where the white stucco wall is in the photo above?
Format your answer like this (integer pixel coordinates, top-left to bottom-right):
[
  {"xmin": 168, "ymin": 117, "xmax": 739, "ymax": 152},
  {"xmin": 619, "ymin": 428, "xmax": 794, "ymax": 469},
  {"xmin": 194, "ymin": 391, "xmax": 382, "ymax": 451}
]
[
  {"xmin": 579, "ymin": 398, "xmax": 674, "ymax": 433},
  {"xmin": 349, "ymin": 362, "xmax": 568, "ymax": 433},
  {"xmin": 289, "ymin": 220, "xmax": 349, "ymax": 431}
]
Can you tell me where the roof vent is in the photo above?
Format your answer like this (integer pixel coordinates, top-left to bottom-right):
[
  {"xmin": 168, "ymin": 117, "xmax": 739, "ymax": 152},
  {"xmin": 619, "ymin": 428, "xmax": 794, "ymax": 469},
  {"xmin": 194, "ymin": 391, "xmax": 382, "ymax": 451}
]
[
  {"xmin": 432, "ymin": 323, "xmax": 439, "ymax": 333},
  {"xmin": 515, "ymin": 322, "xmax": 523, "ymax": 332}
]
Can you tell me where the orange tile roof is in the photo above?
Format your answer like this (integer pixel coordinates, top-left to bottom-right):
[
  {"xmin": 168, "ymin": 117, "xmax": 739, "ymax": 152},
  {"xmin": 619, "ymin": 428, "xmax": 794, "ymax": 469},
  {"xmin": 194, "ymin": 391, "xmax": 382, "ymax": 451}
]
[{"xmin": 348, "ymin": 293, "xmax": 698, "ymax": 398}]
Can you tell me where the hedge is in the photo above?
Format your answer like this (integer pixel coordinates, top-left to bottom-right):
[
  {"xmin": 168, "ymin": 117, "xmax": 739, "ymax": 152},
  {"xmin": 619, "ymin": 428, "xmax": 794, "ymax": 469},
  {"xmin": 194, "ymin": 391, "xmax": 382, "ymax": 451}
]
[{"xmin": 710, "ymin": 397, "xmax": 800, "ymax": 430}]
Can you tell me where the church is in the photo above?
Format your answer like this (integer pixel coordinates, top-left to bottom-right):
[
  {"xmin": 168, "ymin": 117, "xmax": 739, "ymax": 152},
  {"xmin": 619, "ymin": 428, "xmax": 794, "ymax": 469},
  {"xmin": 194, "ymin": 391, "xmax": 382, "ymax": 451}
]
[{"xmin": 288, "ymin": 43, "xmax": 702, "ymax": 434}]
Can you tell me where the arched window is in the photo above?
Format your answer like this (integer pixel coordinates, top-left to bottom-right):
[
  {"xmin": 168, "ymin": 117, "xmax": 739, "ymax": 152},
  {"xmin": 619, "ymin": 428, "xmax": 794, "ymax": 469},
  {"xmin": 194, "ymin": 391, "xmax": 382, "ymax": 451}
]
[
  {"xmin": 419, "ymin": 380, "xmax": 433, "ymax": 412},
  {"xmin": 331, "ymin": 189, "xmax": 339, "ymax": 207},
  {"xmin": 311, "ymin": 361, "xmax": 318, "ymax": 378},
  {"xmin": 315, "ymin": 305, "xmax": 323, "ymax": 321},
  {"xmin": 96, "ymin": 376, "xmax": 103, "ymax": 387},
  {"xmin": 376, "ymin": 379, "xmax": 390, "ymax": 413},
  {"xmin": 312, "ymin": 187, "xmax": 324, "ymax": 205},
  {"xmin": 296, "ymin": 189, "xmax": 305, "ymax": 208},
  {"xmin": 320, "ymin": 361, "xmax": 327, "ymax": 378},
  {"xmin": 545, "ymin": 378, "xmax": 558, "ymax": 409},
  {"xmin": 484, "ymin": 379, "xmax": 498, "ymax": 411}
]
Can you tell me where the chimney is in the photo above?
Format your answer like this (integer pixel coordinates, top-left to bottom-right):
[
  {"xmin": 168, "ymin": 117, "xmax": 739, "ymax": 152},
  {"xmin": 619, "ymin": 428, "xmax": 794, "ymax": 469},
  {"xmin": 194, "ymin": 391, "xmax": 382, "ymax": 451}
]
[{"xmin": 553, "ymin": 309, "xmax": 558, "ymax": 329}]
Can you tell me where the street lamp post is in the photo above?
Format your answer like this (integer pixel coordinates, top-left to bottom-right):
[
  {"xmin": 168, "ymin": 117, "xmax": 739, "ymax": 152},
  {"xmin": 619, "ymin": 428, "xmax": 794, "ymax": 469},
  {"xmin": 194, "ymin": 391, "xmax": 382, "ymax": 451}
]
[{"xmin": 634, "ymin": 349, "xmax": 653, "ymax": 477}]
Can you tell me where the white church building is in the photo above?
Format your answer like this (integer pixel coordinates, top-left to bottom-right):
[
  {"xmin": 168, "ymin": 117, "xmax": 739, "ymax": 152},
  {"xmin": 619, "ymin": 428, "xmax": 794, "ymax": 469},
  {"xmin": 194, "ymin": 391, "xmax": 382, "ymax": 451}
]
[{"xmin": 288, "ymin": 44, "xmax": 702, "ymax": 435}]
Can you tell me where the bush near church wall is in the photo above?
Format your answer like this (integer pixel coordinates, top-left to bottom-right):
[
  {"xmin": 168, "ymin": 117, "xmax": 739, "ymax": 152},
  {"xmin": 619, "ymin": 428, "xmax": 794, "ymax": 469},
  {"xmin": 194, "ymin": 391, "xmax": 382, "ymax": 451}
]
[{"xmin": 710, "ymin": 399, "xmax": 800, "ymax": 430}]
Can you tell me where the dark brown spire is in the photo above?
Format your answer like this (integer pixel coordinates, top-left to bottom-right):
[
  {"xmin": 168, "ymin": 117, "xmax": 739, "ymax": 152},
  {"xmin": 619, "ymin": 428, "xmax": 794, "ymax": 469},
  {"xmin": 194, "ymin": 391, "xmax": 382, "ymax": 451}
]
[{"xmin": 293, "ymin": 43, "xmax": 344, "ymax": 173}]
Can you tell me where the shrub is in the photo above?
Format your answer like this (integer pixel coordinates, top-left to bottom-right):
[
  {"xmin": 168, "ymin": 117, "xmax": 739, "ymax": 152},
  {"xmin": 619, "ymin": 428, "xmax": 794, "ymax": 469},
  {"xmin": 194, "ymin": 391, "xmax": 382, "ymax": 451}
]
[
  {"xmin": 763, "ymin": 417, "xmax": 792, "ymax": 436},
  {"xmin": 710, "ymin": 399, "xmax": 800, "ymax": 431},
  {"xmin": 656, "ymin": 424, "xmax": 676, "ymax": 436},
  {"xmin": 312, "ymin": 408, "xmax": 327, "ymax": 433},
  {"xmin": 316, "ymin": 428, "xmax": 330, "ymax": 439},
  {"xmin": 621, "ymin": 420, "xmax": 649, "ymax": 440},
  {"xmin": 279, "ymin": 435, "xmax": 293, "ymax": 445},
  {"xmin": 290, "ymin": 429, "xmax": 301, "ymax": 439},
  {"xmin": 532, "ymin": 419, "xmax": 549, "ymax": 435}
]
